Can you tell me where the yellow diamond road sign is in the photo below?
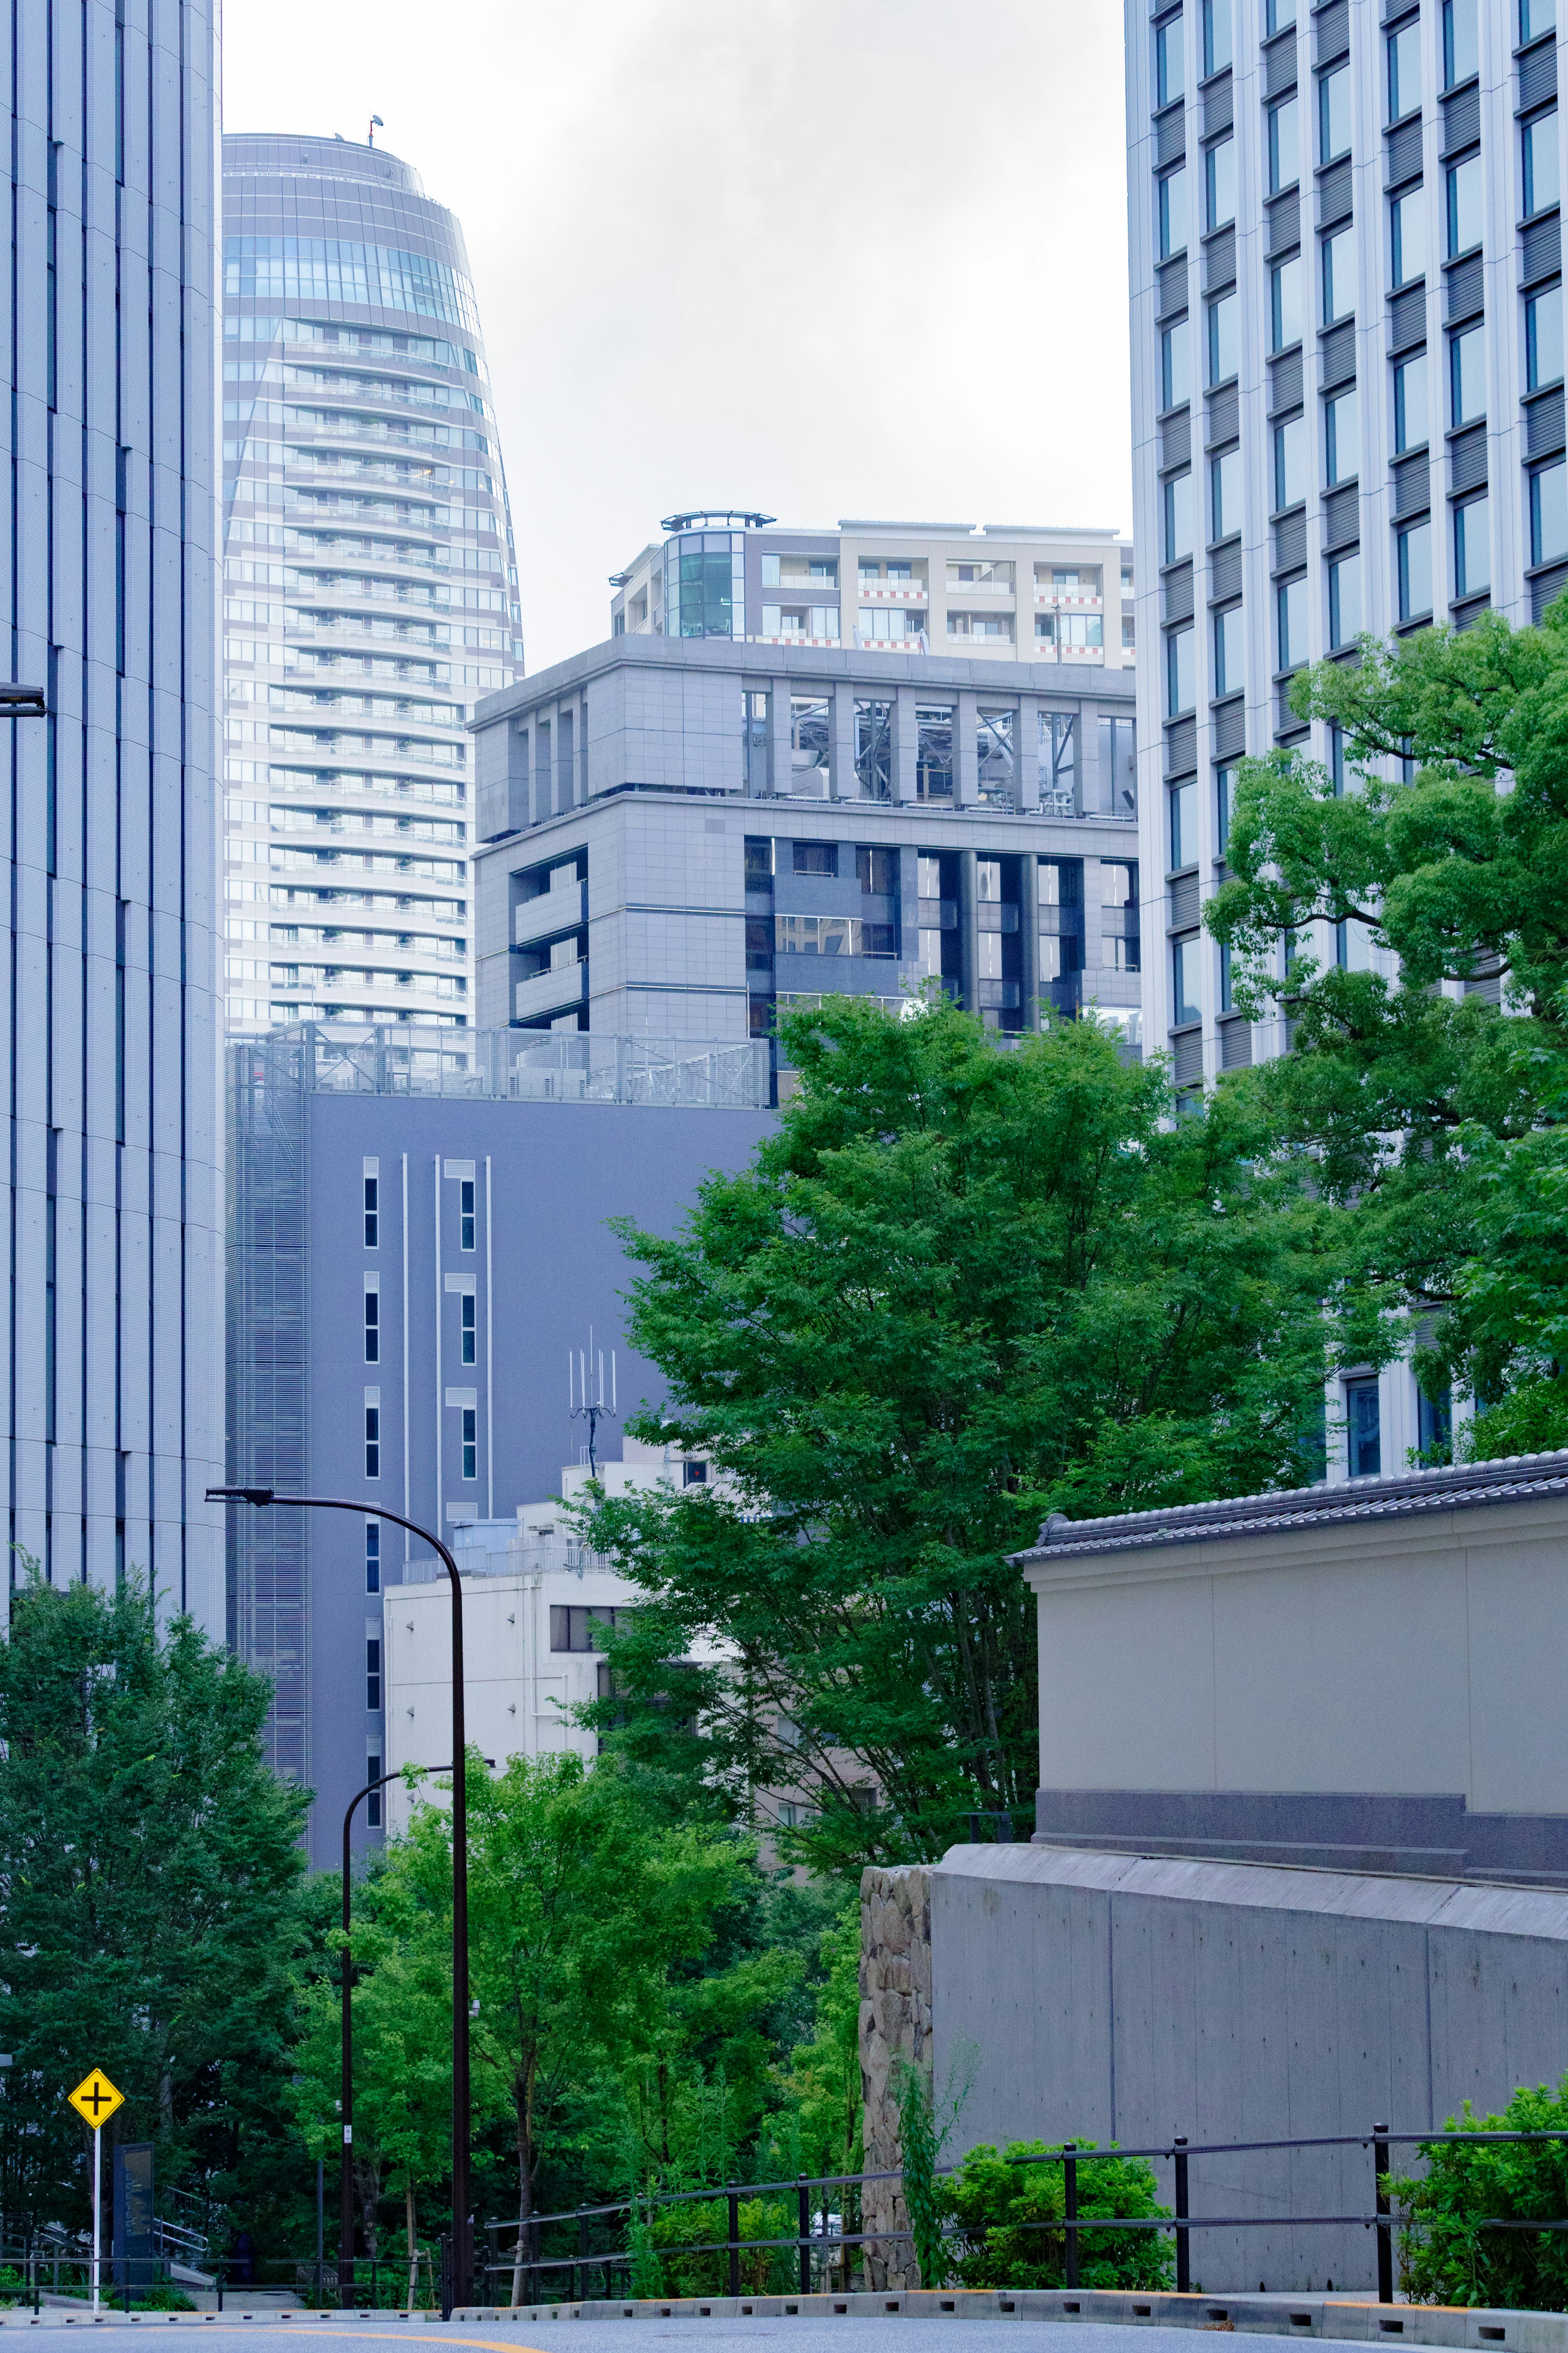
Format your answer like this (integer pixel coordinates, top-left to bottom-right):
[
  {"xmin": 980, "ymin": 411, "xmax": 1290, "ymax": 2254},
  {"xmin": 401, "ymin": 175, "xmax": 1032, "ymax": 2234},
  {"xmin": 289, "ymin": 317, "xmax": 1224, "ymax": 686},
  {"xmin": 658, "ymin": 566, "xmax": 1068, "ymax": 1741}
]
[{"xmin": 67, "ymin": 2069, "xmax": 123, "ymax": 2127}]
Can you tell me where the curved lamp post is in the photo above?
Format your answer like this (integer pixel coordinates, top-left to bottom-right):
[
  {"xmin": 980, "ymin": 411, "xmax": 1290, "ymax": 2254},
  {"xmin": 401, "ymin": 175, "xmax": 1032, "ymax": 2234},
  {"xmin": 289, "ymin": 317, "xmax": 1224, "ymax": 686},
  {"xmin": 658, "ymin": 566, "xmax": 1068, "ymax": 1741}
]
[{"xmin": 209, "ymin": 1488, "xmax": 477, "ymax": 2306}]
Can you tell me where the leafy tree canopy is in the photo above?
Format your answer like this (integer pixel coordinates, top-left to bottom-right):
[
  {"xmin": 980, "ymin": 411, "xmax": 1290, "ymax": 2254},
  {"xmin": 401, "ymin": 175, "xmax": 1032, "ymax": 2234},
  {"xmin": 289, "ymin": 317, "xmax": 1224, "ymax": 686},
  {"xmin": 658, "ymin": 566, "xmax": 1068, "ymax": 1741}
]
[
  {"xmin": 580, "ymin": 996, "xmax": 1360, "ymax": 1868},
  {"xmin": 1206, "ymin": 607, "xmax": 1568, "ymax": 1454},
  {"xmin": 0, "ymin": 1571, "xmax": 310, "ymax": 2232}
]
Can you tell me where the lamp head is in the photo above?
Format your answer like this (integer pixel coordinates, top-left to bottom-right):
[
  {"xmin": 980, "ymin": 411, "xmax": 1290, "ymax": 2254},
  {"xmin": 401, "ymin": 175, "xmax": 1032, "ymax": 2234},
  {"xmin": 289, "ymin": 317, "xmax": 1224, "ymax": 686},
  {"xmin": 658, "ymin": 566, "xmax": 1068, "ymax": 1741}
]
[{"xmin": 207, "ymin": 1485, "xmax": 276, "ymax": 1507}]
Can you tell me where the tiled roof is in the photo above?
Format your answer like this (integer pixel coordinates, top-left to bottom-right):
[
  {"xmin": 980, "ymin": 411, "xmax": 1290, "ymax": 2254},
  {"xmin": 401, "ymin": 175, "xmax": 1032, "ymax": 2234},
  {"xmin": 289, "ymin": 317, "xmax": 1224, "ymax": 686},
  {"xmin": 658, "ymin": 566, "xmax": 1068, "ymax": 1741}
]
[{"xmin": 1011, "ymin": 1449, "xmax": 1568, "ymax": 1564}]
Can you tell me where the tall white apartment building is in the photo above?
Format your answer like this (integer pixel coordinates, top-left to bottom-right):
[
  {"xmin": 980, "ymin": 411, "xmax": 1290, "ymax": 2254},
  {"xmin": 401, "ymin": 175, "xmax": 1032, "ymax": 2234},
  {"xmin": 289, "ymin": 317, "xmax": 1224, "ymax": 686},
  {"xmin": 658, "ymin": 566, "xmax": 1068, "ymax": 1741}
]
[
  {"xmin": 611, "ymin": 511, "xmax": 1135, "ymax": 672},
  {"xmin": 1, "ymin": 0, "xmax": 224, "ymax": 1619},
  {"xmin": 220, "ymin": 135, "xmax": 522, "ymax": 1035},
  {"xmin": 1126, "ymin": 0, "xmax": 1556, "ymax": 1472}
]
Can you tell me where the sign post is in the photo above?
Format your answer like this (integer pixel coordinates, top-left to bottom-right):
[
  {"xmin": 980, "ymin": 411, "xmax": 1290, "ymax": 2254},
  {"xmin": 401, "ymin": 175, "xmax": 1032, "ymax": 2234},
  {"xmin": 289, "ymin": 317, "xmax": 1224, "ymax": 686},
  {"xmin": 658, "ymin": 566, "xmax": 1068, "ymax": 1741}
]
[{"xmin": 67, "ymin": 2071, "xmax": 125, "ymax": 2314}]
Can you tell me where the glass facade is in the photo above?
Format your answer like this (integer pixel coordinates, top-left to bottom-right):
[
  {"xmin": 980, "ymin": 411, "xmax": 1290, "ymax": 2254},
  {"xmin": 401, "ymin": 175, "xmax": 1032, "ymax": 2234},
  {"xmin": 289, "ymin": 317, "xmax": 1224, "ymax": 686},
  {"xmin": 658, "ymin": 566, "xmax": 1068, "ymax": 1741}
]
[{"xmin": 221, "ymin": 135, "xmax": 522, "ymax": 1036}]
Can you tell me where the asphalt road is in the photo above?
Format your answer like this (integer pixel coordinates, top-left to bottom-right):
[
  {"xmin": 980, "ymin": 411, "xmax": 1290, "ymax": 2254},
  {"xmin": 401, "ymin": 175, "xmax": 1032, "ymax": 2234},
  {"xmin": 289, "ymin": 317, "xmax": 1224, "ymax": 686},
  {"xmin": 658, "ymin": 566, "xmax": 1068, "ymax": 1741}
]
[{"xmin": 0, "ymin": 2323, "xmax": 1367, "ymax": 2353}]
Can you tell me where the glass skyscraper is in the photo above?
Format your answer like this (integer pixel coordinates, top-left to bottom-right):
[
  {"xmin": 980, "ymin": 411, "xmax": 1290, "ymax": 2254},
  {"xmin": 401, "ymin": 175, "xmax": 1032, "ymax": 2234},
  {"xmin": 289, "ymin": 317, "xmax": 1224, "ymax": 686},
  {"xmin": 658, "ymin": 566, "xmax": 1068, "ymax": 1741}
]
[
  {"xmin": 220, "ymin": 134, "xmax": 522, "ymax": 1034},
  {"xmin": 0, "ymin": 0, "xmax": 224, "ymax": 1622}
]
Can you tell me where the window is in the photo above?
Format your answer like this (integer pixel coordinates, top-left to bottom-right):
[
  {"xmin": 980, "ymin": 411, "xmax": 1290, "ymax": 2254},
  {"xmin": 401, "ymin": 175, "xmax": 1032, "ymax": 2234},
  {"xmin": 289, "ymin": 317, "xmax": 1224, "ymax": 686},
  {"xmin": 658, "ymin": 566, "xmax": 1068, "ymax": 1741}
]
[
  {"xmin": 1325, "ymin": 386, "xmax": 1359, "ymax": 485},
  {"xmin": 1345, "ymin": 1377, "xmax": 1382, "ymax": 1478},
  {"xmin": 1216, "ymin": 765, "xmax": 1234, "ymax": 851},
  {"xmin": 1277, "ymin": 573, "xmax": 1308, "ymax": 668},
  {"xmin": 1212, "ymin": 445, "xmax": 1242, "ymax": 538},
  {"xmin": 1390, "ymin": 188, "xmax": 1426, "ymax": 290},
  {"xmin": 1531, "ymin": 457, "xmax": 1568, "ymax": 564},
  {"xmin": 363, "ymin": 1285, "xmax": 379, "ymax": 1364},
  {"xmin": 1328, "ymin": 552, "xmax": 1361, "ymax": 647},
  {"xmin": 1330, "ymin": 722, "xmax": 1347, "ymax": 793},
  {"xmin": 550, "ymin": 1603, "xmax": 630, "ymax": 1653},
  {"xmin": 1213, "ymin": 604, "xmax": 1245, "ymax": 698},
  {"xmin": 1446, "ymin": 154, "xmax": 1482, "ymax": 256},
  {"xmin": 857, "ymin": 845, "xmax": 897, "ymax": 897},
  {"xmin": 1207, "ymin": 291, "xmax": 1238, "ymax": 385},
  {"xmin": 1319, "ymin": 65, "xmax": 1351, "ymax": 164},
  {"xmin": 1169, "ymin": 776, "xmax": 1198, "ymax": 869},
  {"xmin": 793, "ymin": 841, "xmax": 837, "ymax": 877},
  {"xmin": 1454, "ymin": 493, "xmax": 1490, "ymax": 597},
  {"xmin": 1450, "ymin": 324, "xmax": 1486, "ymax": 426},
  {"xmin": 1398, "ymin": 517, "xmax": 1433, "ymax": 618},
  {"xmin": 365, "ymin": 1520, "xmax": 381, "ymax": 1595},
  {"xmin": 1206, "ymin": 138, "xmax": 1236, "ymax": 232},
  {"xmin": 1274, "ymin": 413, "xmax": 1308, "ymax": 511},
  {"xmin": 459, "ymin": 1177, "xmax": 475, "ymax": 1251},
  {"xmin": 366, "ymin": 1758, "xmax": 382, "ymax": 1829},
  {"xmin": 363, "ymin": 1173, "xmax": 379, "ymax": 1248},
  {"xmin": 1270, "ymin": 254, "xmax": 1303, "ymax": 351},
  {"xmin": 1321, "ymin": 226, "xmax": 1354, "ymax": 324},
  {"xmin": 1268, "ymin": 96, "xmax": 1300, "ymax": 192},
  {"xmin": 1156, "ymin": 11, "xmax": 1185, "ymax": 107},
  {"xmin": 1442, "ymin": 0, "xmax": 1478, "ymax": 87},
  {"xmin": 1161, "ymin": 317, "xmax": 1191, "ymax": 410},
  {"xmin": 1418, "ymin": 1381, "xmax": 1453, "ymax": 1456},
  {"xmin": 1524, "ymin": 112, "xmax": 1560, "ymax": 219},
  {"xmin": 365, "ymin": 1638, "xmax": 382, "ymax": 1711},
  {"xmin": 1166, "ymin": 624, "xmax": 1196, "ymax": 714},
  {"xmin": 916, "ymin": 705, "xmax": 954, "ymax": 800},
  {"xmin": 460, "ymin": 1291, "xmax": 476, "ymax": 1365},
  {"xmin": 461, "ymin": 1406, "xmax": 477, "ymax": 1481},
  {"xmin": 1388, "ymin": 19, "xmax": 1421, "ymax": 121},
  {"xmin": 365, "ymin": 1403, "xmax": 380, "ymax": 1479},
  {"xmin": 682, "ymin": 1458, "xmax": 708, "ymax": 1485},
  {"xmin": 1523, "ymin": 0, "xmax": 1557, "ymax": 38},
  {"xmin": 1123, "ymin": 614, "xmax": 1136, "ymax": 648},
  {"xmin": 948, "ymin": 610, "xmax": 1014, "ymax": 641},
  {"xmin": 1172, "ymin": 935, "xmax": 1202, "ymax": 1024},
  {"xmin": 1164, "ymin": 469, "xmax": 1194, "ymax": 562},
  {"xmin": 1267, "ymin": 0, "xmax": 1295, "ymax": 30},
  {"xmin": 1394, "ymin": 350, "xmax": 1430, "ymax": 451},
  {"xmin": 1202, "ymin": 0, "xmax": 1231, "ymax": 74},
  {"xmin": 1528, "ymin": 284, "xmax": 1564, "ymax": 389},
  {"xmin": 947, "ymin": 558, "xmax": 1013, "ymax": 589},
  {"xmin": 1158, "ymin": 166, "xmax": 1189, "ymax": 257}
]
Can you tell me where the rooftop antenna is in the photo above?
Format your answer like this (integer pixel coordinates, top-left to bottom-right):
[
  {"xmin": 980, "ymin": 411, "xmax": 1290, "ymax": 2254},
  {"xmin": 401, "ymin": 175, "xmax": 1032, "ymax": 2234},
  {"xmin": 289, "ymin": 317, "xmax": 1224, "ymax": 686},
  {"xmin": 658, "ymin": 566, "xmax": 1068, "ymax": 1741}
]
[
  {"xmin": 368, "ymin": 113, "xmax": 384, "ymax": 147},
  {"xmin": 568, "ymin": 1328, "xmax": 618, "ymax": 1478}
]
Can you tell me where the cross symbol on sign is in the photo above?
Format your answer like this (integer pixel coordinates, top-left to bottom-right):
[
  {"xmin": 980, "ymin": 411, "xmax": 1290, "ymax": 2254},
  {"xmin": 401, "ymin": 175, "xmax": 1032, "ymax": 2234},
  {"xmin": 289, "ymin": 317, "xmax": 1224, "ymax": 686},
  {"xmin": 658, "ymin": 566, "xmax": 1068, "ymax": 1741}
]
[{"xmin": 67, "ymin": 2069, "xmax": 124, "ymax": 2126}]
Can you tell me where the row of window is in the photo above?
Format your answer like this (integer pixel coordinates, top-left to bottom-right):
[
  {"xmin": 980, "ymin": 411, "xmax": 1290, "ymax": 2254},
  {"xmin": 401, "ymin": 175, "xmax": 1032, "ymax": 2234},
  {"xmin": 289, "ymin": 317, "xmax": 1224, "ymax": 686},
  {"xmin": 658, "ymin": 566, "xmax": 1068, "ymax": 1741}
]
[
  {"xmin": 1154, "ymin": 0, "xmax": 1534, "ymax": 116},
  {"xmin": 363, "ymin": 1400, "xmax": 476, "ymax": 1480},
  {"xmin": 363, "ymin": 1169, "xmax": 475, "ymax": 1249}
]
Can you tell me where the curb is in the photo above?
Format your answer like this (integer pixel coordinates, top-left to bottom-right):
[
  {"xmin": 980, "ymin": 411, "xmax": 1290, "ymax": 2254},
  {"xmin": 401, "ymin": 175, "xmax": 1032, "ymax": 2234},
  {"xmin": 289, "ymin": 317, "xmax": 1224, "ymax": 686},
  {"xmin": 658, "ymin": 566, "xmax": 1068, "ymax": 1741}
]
[{"xmin": 0, "ymin": 2289, "xmax": 1560, "ymax": 2346}]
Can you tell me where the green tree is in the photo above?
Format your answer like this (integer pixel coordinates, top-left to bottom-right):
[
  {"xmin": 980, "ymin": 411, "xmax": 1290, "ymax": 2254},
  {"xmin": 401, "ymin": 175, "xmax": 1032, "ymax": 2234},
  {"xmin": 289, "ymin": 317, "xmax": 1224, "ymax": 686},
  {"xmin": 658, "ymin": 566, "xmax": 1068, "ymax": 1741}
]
[
  {"xmin": 1206, "ymin": 605, "xmax": 1568, "ymax": 1451},
  {"xmin": 0, "ymin": 1571, "xmax": 310, "ymax": 2233},
  {"xmin": 579, "ymin": 996, "xmax": 1353, "ymax": 1868},
  {"xmin": 380, "ymin": 1752, "xmax": 788, "ymax": 2293},
  {"xmin": 778, "ymin": 1898, "xmax": 862, "ymax": 2186}
]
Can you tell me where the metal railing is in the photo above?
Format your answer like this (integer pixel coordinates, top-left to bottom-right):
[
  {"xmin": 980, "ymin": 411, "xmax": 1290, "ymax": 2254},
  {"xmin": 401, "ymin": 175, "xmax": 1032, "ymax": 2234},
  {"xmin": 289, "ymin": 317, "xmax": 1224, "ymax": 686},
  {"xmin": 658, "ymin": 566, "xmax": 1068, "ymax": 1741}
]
[{"xmin": 471, "ymin": 2125, "xmax": 1568, "ymax": 2310}]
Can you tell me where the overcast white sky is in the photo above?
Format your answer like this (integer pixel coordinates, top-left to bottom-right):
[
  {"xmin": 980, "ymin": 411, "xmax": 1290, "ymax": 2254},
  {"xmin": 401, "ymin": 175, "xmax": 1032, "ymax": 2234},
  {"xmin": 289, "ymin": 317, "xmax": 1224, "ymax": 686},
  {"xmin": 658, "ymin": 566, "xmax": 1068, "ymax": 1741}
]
[{"xmin": 224, "ymin": 1, "xmax": 1134, "ymax": 675}]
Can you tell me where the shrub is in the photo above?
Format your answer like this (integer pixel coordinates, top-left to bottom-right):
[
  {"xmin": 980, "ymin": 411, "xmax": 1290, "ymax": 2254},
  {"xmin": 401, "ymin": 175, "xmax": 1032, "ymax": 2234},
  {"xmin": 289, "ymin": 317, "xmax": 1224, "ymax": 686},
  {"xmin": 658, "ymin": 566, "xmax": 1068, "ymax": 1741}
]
[
  {"xmin": 1390, "ymin": 2081, "xmax": 1568, "ymax": 2309},
  {"xmin": 942, "ymin": 2140, "xmax": 1174, "ymax": 2293},
  {"xmin": 641, "ymin": 2195, "xmax": 795, "ymax": 2297}
]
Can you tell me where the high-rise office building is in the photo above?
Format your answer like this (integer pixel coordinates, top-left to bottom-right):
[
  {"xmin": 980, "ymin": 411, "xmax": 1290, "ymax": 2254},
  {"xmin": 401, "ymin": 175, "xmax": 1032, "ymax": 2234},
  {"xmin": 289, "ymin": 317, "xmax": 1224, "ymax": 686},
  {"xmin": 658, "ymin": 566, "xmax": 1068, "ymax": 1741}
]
[
  {"xmin": 1126, "ymin": 0, "xmax": 1555, "ymax": 1470},
  {"xmin": 0, "ymin": 0, "xmax": 223, "ymax": 1621},
  {"xmin": 220, "ymin": 134, "xmax": 522, "ymax": 1035}
]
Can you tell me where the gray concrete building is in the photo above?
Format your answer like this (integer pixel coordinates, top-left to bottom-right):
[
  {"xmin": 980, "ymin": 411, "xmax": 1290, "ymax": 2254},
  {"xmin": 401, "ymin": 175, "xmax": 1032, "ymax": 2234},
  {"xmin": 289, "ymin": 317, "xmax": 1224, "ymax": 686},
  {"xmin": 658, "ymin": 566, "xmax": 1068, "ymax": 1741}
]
[
  {"xmin": 471, "ymin": 633, "xmax": 1144, "ymax": 1085},
  {"xmin": 1125, "ymin": 0, "xmax": 1556, "ymax": 1476},
  {"xmin": 0, "ymin": 0, "xmax": 224, "ymax": 1621},
  {"xmin": 220, "ymin": 134, "xmax": 522, "ymax": 1036},
  {"xmin": 225, "ymin": 1021, "xmax": 770, "ymax": 1860}
]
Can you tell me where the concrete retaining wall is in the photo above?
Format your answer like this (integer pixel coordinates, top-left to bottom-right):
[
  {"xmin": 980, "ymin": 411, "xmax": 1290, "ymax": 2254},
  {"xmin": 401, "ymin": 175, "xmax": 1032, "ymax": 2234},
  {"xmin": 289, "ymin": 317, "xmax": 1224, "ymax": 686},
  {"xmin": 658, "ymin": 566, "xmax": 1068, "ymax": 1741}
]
[{"xmin": 926, "ymin": 1844, "xmax": 1568, "ymax": 2294}]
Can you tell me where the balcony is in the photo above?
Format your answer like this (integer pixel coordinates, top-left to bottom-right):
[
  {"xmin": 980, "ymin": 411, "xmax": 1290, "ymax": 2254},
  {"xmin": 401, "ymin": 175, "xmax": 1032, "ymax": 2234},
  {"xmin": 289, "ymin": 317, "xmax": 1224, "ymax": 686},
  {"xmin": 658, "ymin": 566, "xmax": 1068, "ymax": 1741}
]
[
  {"xmin": 857, "ymin": 583, "xmax": 928, "ymax": 603},
  {"xmin": 515, "ymin": 876, "xmax": 587, "ymax": 948},
  {"xmin": 514, "ymin": 959, "xmax": 586, "ymax": 1024}
]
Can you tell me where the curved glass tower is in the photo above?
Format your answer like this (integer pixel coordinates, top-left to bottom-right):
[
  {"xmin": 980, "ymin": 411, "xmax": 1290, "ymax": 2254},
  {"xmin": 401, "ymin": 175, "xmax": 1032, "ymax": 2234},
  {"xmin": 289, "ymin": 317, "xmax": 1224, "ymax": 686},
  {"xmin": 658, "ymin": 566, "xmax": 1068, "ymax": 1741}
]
[{"xmin": 220, "ymin": 134, "xmax": 522, "ymax": 1032}]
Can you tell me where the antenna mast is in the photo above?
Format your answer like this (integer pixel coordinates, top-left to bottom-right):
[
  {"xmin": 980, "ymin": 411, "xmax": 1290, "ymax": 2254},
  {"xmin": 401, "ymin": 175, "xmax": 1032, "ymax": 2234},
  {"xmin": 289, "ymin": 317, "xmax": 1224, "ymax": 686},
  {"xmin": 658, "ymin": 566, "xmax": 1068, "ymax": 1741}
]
[{"xmin": 568, "ymin": 1327, "xmax": 619, "ymax": 1477}]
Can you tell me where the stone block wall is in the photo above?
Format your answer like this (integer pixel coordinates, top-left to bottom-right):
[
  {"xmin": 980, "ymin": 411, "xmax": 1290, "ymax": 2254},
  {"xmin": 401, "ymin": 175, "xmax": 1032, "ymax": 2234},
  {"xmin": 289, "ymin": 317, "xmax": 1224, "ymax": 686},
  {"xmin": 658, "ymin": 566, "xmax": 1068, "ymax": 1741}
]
[{"xmin": 858, "ymin": 1864, "xmax": 931, "ymax": 2291}]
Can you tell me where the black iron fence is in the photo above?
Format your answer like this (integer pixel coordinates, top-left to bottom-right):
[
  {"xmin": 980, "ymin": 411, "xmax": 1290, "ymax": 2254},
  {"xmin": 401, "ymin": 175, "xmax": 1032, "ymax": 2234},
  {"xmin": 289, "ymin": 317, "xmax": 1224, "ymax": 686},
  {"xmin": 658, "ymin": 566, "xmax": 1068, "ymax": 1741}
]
[
  {"xmin": 0, "ymin": 2242, "xmax": 439, "ymax": 2315},
  {"xmin": 473, "ymin": 2126, "xmax": 1568, "ymax": 2310}
]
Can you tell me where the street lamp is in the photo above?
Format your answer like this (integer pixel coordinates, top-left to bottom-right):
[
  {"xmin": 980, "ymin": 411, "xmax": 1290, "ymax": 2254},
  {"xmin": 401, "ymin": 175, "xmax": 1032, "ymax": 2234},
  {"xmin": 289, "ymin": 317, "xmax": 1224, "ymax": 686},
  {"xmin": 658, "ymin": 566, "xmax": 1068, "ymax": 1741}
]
[{"xmin": 209, "ymin": 1488, "xmax": 478, "ymax": 2306}]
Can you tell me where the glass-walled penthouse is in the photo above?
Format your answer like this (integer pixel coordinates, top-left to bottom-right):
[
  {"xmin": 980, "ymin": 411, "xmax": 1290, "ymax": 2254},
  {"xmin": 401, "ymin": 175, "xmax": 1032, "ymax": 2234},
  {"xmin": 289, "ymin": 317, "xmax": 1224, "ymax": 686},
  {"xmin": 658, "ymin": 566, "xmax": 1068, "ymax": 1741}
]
[{"xmin": 221, "ymin": 134, "xmax": 523, "ymax": 1035}]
